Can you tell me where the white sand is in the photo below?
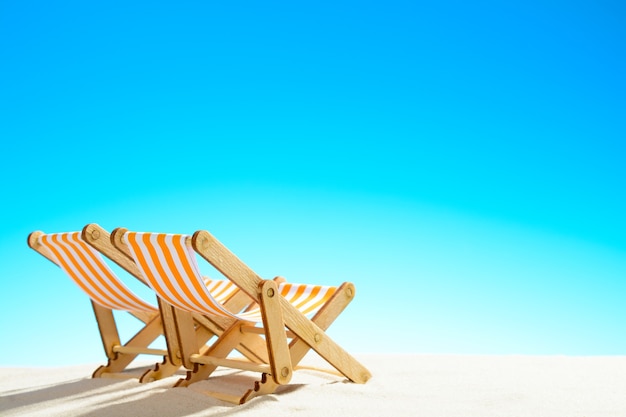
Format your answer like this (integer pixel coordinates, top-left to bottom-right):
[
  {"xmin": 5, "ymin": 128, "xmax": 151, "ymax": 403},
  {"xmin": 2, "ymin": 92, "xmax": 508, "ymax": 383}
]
[{"xmin": 1, "ymin": 354, "xmax": 625, "ymax": 416}]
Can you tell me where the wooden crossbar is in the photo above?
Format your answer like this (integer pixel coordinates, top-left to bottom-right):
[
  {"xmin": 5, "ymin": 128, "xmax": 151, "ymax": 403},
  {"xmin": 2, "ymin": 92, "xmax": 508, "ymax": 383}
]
[
  {"xmin": 113, "ymin": 346, "xmax": 168, "ymax": 356},
  {"xmin": 189, "ymin": 354, "xmax": 271, "ymax": 374}
]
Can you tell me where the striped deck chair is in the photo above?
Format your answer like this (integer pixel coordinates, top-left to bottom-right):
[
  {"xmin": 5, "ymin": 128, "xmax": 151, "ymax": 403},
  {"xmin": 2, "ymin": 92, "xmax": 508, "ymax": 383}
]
[
  {"xmin": 27, "ymin": 229, "xmax": 177, "ymax": 380},
  {"xmin": 116, "ymin": 228, "xmax": 372, "ymax": 404},
  {"xmin": 28, "ymin": 225, "xmax": 254, "ymax": 382},
  {"xmin": 82, "ymin": 223, "xmax": 272, "ymax": 379}
]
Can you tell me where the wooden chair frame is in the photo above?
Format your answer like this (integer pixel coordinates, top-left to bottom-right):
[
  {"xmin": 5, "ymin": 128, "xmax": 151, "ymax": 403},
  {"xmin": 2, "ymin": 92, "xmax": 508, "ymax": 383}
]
[
  {"xmin": 112, "ymin": 227, "xmax": 371, "ymax": 403},
  {"xmin": 28, "ymin": 228, "xmax": 174, "ymax": 380},
  {"xmin": 82, "ymin": 223, "xmax": 272, "ymax": 382}
]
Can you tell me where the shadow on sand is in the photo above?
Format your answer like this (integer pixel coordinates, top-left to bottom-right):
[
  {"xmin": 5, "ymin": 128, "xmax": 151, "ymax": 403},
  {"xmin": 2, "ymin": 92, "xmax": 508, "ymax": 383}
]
[{"xmin": 0, "ymin": 364, "xmax": 309, "ymax": 417}]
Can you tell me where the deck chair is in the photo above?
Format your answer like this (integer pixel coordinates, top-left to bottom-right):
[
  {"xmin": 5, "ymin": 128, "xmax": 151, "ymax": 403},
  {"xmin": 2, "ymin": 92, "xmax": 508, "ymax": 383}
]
[
  {"xmin": 27, "ymin": 229, "xmax": 179, "ymax": 380},
  {"xmin": 115, "ymin": 228, "xmax": 372, "ymax": 403},
  {"xmin": 81, "ymin": 223, "xmax": 273, "ymax": 380},
  {"xmin": 27, "ymin": 226, "xmax": 251, "ymax": 382}
]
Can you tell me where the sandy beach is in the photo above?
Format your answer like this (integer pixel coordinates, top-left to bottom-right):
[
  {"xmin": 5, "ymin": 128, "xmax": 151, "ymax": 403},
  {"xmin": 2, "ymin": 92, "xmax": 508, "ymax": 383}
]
[{"xmin": 1, "ymin": 354, "xmax": 625, "ymax": 416}]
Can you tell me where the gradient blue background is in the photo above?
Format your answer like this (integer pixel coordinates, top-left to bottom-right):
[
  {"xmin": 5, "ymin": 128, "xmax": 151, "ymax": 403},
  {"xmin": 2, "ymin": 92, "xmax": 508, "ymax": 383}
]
[{"xmin": 1, "ymin": 1, "xmax": 624, "ymax": 366}]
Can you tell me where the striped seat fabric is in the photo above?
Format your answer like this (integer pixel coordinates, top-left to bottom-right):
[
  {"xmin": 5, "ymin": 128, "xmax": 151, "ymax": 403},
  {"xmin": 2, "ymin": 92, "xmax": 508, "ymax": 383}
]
[
  {"xmin": 124, "ymin": 232, "xmax": 337, "ymax": 322},
  {"xmin": 38, "ymin": 232, "xmax": 157, "ymax": 313}
]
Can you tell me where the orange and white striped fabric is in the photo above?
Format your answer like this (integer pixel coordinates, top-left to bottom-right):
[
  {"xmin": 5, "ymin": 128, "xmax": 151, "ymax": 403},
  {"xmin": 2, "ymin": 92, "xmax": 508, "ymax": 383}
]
[
  {"xmin": 38, "ymin": 232, "xmax": 157, "ymax": 313},
  {"xmin": 123, "ymin": 232, "xmax": 337, "ymax": 322}
]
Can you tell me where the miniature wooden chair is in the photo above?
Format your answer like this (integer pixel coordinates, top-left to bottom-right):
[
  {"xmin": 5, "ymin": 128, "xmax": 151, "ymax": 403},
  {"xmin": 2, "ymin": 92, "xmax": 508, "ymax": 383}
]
[
  {"xmin": 82, "ymin": 223, "xmax": 272, "ymax": 380},
  {"xmin": 28, "ymin": 229, "xmax": 178, "ymax": 380},
  {"xmin": 28, "ymin": 226, "xmax": 253, "ymax": 382},
  {"xmin": 115, "ymin": 228, "xmax": 372, "ymax": 403}
]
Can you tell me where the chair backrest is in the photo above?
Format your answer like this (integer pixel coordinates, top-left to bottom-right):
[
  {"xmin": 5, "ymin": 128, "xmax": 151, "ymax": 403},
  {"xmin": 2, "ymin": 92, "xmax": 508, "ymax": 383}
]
[
  {"xmin": 37, "ymin": 232, "xmax": 157, "ymax": 313},
  {"xmin": 275, "ymin": 282, "xmax": 337, "ymax": 316},
  {"xmin": 123, "ymin": 231, "xmax": 239, "ymax": 318}
]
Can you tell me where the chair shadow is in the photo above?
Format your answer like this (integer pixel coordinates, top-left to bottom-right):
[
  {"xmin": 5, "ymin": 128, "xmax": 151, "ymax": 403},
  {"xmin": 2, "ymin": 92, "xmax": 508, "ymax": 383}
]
[
  {"xmin": 1, "ymin": 375, "xmax": 128, "ymax": 413},
  {"xmin": 0, "ymin": 366, "xmax": 312, "ymax": 417},
  {"xmin": 0, "ymin": 364, "xmax": 178, "ymax": 415},
  {"xmin": 83, "ymin": 371, "xmax": 313, "ymax": 417}
]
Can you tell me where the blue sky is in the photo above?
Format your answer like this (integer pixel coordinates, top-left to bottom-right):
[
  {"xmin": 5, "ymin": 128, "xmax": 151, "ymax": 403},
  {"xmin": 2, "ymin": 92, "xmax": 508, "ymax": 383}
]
[{"xmin": 1, "ymin": 0, "xmax": 625, "ymax": 366}]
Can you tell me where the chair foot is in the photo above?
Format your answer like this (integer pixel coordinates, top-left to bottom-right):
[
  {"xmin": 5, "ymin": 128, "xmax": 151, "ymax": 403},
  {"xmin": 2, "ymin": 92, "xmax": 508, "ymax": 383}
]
[
  {"xmin": 239, "ymin": 373, "xmax": 280, "ymax": 404},
  {"xmin": 92, "ymin": 364, "xmax": 108, "ymax": 378},
  {"xmin": 139, "ymin": 356, "xmax": 179, "ymax": 383},
  {"xmin": 91, "ymin": 361, "xmax": 139, "ymax": 379},
  {"xmin": 174, "ymin": 363, "xmax": 218, "ymax": 388},
  {"xmin": 92, "ymin": 357, "xmax": 127, "ymax": 378},
  {"xmin": 91, "ymin": 348, "xmax": 140, "ymax": 378}
]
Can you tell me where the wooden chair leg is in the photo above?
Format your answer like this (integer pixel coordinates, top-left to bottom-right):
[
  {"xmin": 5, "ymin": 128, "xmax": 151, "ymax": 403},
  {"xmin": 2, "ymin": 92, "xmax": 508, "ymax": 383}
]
[
  {"xmin": 92, "ymin": 301, "xmax": 122, "ymax": 378},
  {"xmin": 258, "ymin": 280, "xmax": 292, "ymax": 385},
  {"xmin": 158, "ymin": 299, "xmax": 184, "ymax": 367},
  {"xmin": 92, "ymin": 301, "xmax": 120, "ymax": 361},
  {"xmin": 266, "ymin": 282, "xmax": 370, "ymax": 384},
  {"xmin": 288, "ymin": 282, "xmax": 356, "ymax": 367},
  {"xmin": 171, "ymin": 308, "xmax": 198, "ymax": 371},
  {"xmin": 92, "ymin": 305, "xmax": 164, "ymax": 377}
]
